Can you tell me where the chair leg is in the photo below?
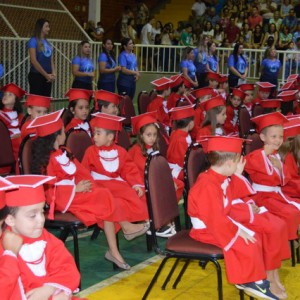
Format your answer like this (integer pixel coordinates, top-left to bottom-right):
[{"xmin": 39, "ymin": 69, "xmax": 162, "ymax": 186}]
[
  {"xmin": 59, "ymin": 227, "xmax": 70, "ymax": 242},
  {"xmin": 142, "ymin": 257, "xmax": 169, "ymax": 300},
  {"xmin": 91, "ymin": 226, "xmax": 101, "ymax": 240},
  {"xmin": 290, "ymin": 240, "xmax": 296, "ymax": 267},
  {"xmin": 172, "ymin": 259, "xmax": 190, "ymax": 289},
  {"xmin": 146, "ymin": 234, "xmax": 153, "ymax": 252},
  {"xmin": 69, "ymin": 226, "xmax": 80, "ymax": 272},
  {"xmin": 210, "ymin": 259, "xmax": 223, "ymax": 300},
  {"xmin": 161, "ymin": 258, "xmax": 180, "ymax": 290}
]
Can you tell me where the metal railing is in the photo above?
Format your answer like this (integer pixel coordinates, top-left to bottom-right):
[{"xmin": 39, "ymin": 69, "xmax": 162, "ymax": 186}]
[{"xmin": 1, "ymin": 37, "xmax": 299, "ymax": 100}]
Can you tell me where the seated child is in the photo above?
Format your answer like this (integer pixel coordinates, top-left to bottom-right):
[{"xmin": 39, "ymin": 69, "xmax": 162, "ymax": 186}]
[
  {"xmin": 253, "ymin": 82, "xmax": 275, "ymax": 104},
  {"xmin": 167, "ymin": 74, "xmax": 186, "ymax": 110},
  {"xmin": 245, "ymin": 112, "xmax": 300, "ymax": 240},
  {"xmin": 239, "ymin": 83, "xmax": 255, "ymax": 116},
  {"xmin": 277, "ymin": 90, "xmax": 299, "ymax": 116},
  {"xmin": 92, "ymin": 89, "xmax": 120, "ymax": 116},
  {"xmin": 196, "ymin": 95, "xmax": 226, "ymax": 138},
  {"xmin": 28, "ymin": 110, "xmax": 147, "ymax": 270},
  {"xmin": 0, "ymin": 83, "xmax": 26, "ymax": 174},
  {"xmin": 260, "ymin": 99, "xmax": 282, "ymax": 114},
  {"xmin": 4, "ymin": 175, "xmax": 86, "ymax": 300},
  {"xmin": 21, "ymin": 94, "xmax": 50, "ymax": 139},
  {"xmin": 224, "ymin": 88, "xmax": 245, "ymax": 135},
  {"xmin": 279, "ymin": 118, "xmax": 300, "ymax": 198},
  {"xmin": 217, "ymin": 74, "xmax": 229, "ymax": 100},
  {"xmin": 167, "ymin": 105, "xmax": 195, "ymax": 181},
  {"xmin": 64, "ymin": 88, "xmax": 93, "ymax": 136},
  {"xmin": 188, "ymin": 136, "xmax": 280, "ymax": 300}
]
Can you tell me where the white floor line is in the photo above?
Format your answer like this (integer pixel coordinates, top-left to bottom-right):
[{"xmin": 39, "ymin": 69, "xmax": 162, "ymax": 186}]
[{"xmin": 77, "ymin": 255, "xmax": 162, "ymax": 297}]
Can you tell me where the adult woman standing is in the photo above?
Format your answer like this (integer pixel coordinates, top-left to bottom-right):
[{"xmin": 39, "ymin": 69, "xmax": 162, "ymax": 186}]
[
  {"xmin": 194, "ymin": 35, "xmax": 209, "ymax": 88},
  {"xmin": 71, "ymin": 40, "xmax": 94, "ymax": 90},
  {"xmin": 206, "ymin": 42, "xmax": 219, "ymax": 73},
  {"xmin": 227, "ymin": 43, "xmax": 248, "ymax": 89},
  {"xmin": 181, "ymin": 47, "xmax": 198, "ymax": 88},
  {"xmin": 28, "ymin": 18, "xmax": 55, "ymax": 96},
  {"xmin": 97, "ymin": 38, "xmax": 120, "ymax": 93},
  {"xmin": 117, "ymin": 38, "xmax": 140, "ymax": 100}
]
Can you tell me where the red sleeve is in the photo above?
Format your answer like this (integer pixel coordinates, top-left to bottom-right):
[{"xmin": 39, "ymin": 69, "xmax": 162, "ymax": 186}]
[
  {"xmin": 167, "ymin": 131, "xmax": 188, "ymax": 168},
  {"xmin": 128, "ymin": 144, "xmax": 147, "ymax": 178}
]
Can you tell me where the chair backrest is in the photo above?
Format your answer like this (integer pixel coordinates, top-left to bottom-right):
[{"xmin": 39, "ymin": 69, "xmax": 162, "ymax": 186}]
[
  {"xmin": 149, "ymin": 90, "xmax": 157, "ymax": 101},
  {"xmin": 119, "ymin": 95, "xmax": 136, "ymax": 126},
  {"xmin": 157, "ymin": 121, "xmax": 169, "ymax": 158},
  {"xmin": 0, "ymin": 119, "xmax": 15, "ymax": 168},
  {"xmin": 238, "ymin": 106, "xmax": 251, "ymax": 138},
  {"xmin": 137, "ymin": 91, "xmax": 151, "ymax": 114},
  {"xmin": 18, "ymin": 135, "xmax": 33, "ymax": 174},
  {"xmin": 243, "ymin": 133, "xmax": 264, "ymax": 156},
  {"xmin": 61, "ymin": 108, "xmax": 70, "ymax": 127},
  {"xmin": 117, "ymin": 127, "xmax": 131, "ymax": 150},
  {"xmin": 184, "ymin": 144, "xmax": 209, "ymax": 192},
  {"xmin": 65, "ymin": 128, "xmax": 93, "ymax": 162},
  {"xmin": 145, "ymin": 154, "xmax": 179, "ymax": 231},
  {"xmin": 20, "ymin": 113, "xmax": 30, "ymax": 129},
  {"xmin": 252, "ymin": 104, "xmax": 264, "ymax": 117}
]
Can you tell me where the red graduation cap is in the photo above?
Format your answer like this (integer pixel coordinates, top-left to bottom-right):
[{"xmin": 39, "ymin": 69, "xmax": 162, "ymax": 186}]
[
  {"xmin": 256, "ymin": 82, "xmax": 276, "ymax": 92},
  {"xmin": 90, "ymin": 112, "xmax": 125, "ymax": 131},
  {"xmin": 94, "ymin": 90, "xmax": 122, "ymax": 105},
  {"xmin": 169, "ymin": 74, "xmax": 183, "ymax": 88},
  {"xmin": 27, "ymin": 109, "xmax": 64, "ymax": 137},
  {"xmin": 1, "ymin": 83, "xmax": 26, "ymax": 99},
  {"xmin": 277, "ymin": 90, "xmax": 298, "ymax": 102},
  {"xmin": 169, "ymin": 104, "xmax": 195, "ymax": 121},
  {"xmin": 25, "ymin": 94, "xmax": 51, "ymax": 108},
  {"xmin": 279, "ymin": 81, "xmax": 295, "ymax": 91},
  {"xmin": 287, "ymin": 74, "xmax": 299, "ymax": 83},
  {"xmin": 260, "ymin": 99, "xmax": 282, "ymax": 109},
  {"xmin": 151, "ymin": 77, "xmax": 173, "ymax": 91},
  {"xmin": 192, "ymin": 87, "xmax": 217, "ymax": 99},
  {"xmin": 231, "ymin": 88, "xmax": 246, "ymax": 100},
  {"xmin": 0, "ymin": 177, "xmax": 19, "ymax": 210},
  {"xmin": 131, "ymin": 112, "xmax": 158, "ymax": 135},
  {"xmin": 65, "ymin": 88, "xmax": 93, "ymax": 102},
  {"xmin": 251, "ymin": 112, "xmax": 288, "ymax": 133},
  {"xmin": 218, "ymin": 74, "xmax": 228, "ymax": 83},
  {"xmin": 198, "ymin": 136, "xmax": 244, "ymax": 153},
  {"xmin": 201, "ymin": 95, "xmax": 225, "ymax": 112},
  {"xmin": 207, "ymin": 72, "xmax": 220, "ymax": 82},
  {"xmin": 283, "ymin": 117, "xmax": 300, "ymax": 139},
  {"xmin": 4, "ymin": 175, "xmax": 55, "ymax": 207},
  {"xmin": 239, "ymin": 83, "xmax": 256, "ymax": 92}
]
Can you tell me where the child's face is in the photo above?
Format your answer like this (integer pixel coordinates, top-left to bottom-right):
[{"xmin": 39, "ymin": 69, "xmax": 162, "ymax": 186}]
[
  {"xmin": 141, "ymin": 124, "xmax": 157, "ymax": 147},
  {"xmin": 72, "ymin": 99, "xmax": 90, "ymax": 121},
  {"xmin": 224, "ymin": 155, "xmax": 240, "ymax": 176},
  {"xmin": 230, "ymin": 96, "xmax": 242, "ymax": 108},
  {"xmin": 216, "ymin": 107, "xmax": 227, "ymax": 125},
  {"xmin": 259, "ymin": 91, "xmax": 270, "ymax": 100},
  {"xmin": 93, "ymin": 127, "xmax": 113, "ymax": 147},
  {"xmin": 2, "ymin": 92, "xmax": 16, "ymax": 108},
  {"xmin": 56, "ymin": 128, "xmax": 66, "ymax": 146},
  {"xmin": 260, "ymin": 126, "xmax": 284, "ymax": 151},
  {"xmin": 6, "ymin": 202, "xmax": 45, "ymax": 239},
  {"xmin": 209, "ymin": 79, "xmax": 218, "ymax": 89},
  {"xmin": 28, "ymin": 106, "xmax": 48, "ymax": 119},
  {"xmin": 243, "ymin": 91, "xmax": 254, "ymax": 104},
  {"xmin": 102, "ymin": 103, "xmax": 118, "ymax": 116}
]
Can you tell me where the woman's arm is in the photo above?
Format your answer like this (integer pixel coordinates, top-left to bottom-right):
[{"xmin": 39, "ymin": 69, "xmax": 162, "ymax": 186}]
[
  {"xmin": 182, "ymin": 67, "xmax": 198, "ymax": 87},
  {"xmin": 72, "ymin": 64, "xmax": 94, "ymax": 78},
  {"xmin": 29, "ymin": 48, "xmax": 52, "ymax": 81},
  {"xmin": 99, "ymin": 61, "xmax": 120, "ymax": 74}
]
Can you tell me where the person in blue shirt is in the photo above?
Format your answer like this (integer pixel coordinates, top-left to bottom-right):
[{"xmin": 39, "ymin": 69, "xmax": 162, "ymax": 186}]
[
  {"xmin": 97, "ymin": 38, "xmax": 121, "ymax": 93},
  {"xmin": 0, "ymin": 64, "xmax": 3, "ymax": 79},
  {"xmin": 181, "ymin": 47, "xmax": 198, "ymax": 88},
  {"xmin": 206, "ymin": 42, "xmax": 219, "ymax": 73},
  {"xmin": 27, "ymin": 18, "xmax": 55, "ymax": 97},
  {"xmin": 117, "ymin": 38, "xmax": 140, "ymax": 100},
  {"xmin": 227, "ymin": 43, "xmax": 248, "ymax": 89},
  {"xmin": 194, "ymin": 35, "xmax": 209, "ymax": 87},
  {"xmin": 71, "ymin": 40, "xmax": 94, "ymax": 90}
]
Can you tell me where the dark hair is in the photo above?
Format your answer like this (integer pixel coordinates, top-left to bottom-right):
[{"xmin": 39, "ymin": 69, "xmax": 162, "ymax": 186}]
[
  {"xmin": 0, "ymin": 95, "xmax": 23, "ymax": 114},
  {"xmin": 232, "ymin": 42, "xmax": 246, "ymax": 66},
  {"xmin": 127, "ymin": 18, "xmax": 134, "ymax": 26},
  {"xmin": 120, "ymin": 38, "xmax": 132, "ymax": 52},
  {"xmin": 201, "ymin": 105, "xmax": 225, "ymax": 135},
  {"xmin": 174, "ymin": 116, "xmax": 194, "ymax": 129},
  {"xmin": 207, "ymin": 42, "xmax": 218, "ymax": 61},
  {"xmin": 102, "ymin": 38, "xmax": 116, "ymax": 66},
  {"xmin": 6, "ymin": 206, "xmax": 19, "ymax": 217},
  {"xmin": 77, "ymin": 40, "xmax": 90, "ymax": 57},
  {"xmin": 208, "ymin": 151, "xmax": 240, "ymax": 166},
  {"xmin": 96, "ymin": 99, "xmax": 116, "ymax": 112},
  {"xmin": 33, "ymin": 18, "xmax": 50, "ymax": 51},
  {"xmin": 30, "ymin": 129, "xmax": 62, "ymax": 175},
  {"xmin": 0, "ymin": 206, "xmax": 9, "ymax": 220},
  {"xmin": 136, "ymin": 123, "xmax": 160, "ymax": 156},
  {"xmin": 171, "ymin": 82, "xmax": 185, "ymax": 93},
  {"xmin": 64, "ymin": 98, "xmax": 90, "ymax": 126},
  {"xmin": 185, "ymin": 23, "xmax": 192, "ymax": 29}
]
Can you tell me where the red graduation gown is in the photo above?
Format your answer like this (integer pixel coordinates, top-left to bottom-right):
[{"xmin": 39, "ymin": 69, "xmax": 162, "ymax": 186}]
[
  {"xmin": 82, "ymin": 144, "xmax": 149, "ymax": 222},
  {"xmin": 223, "ymin": 105, "xmax": 239, "ymax": 135},
  {"xmin": 20, "ymin": 119, "xmax": 36, "ymax": 140},
  {"xmin": 188, "ymin": 169, "xmax": 266, "ymax": 284},
  {"xmin": 65, "ymin": 118, "xmax": 92, "ymax": 137},
  {"xmin": 245, "ymin": 149, "xmax": 300, "ymax": 239},
  {"xmin": 190, "ymin": 106, "xmax": 205, "ymax": 140},
  {"xmin": 167, "ymin": 93, "xmax": 181, "ymax": 110},
  {"xmin": 128, "ymin": 143, "xmax": 184, "ymax": 201},
  {"xmin": 46, "ymin": 148, "xmax": 119, "ymax": 230},
  {"xmin": 147, "ymin": 95, "xmax": 170, "ymax": 128}
]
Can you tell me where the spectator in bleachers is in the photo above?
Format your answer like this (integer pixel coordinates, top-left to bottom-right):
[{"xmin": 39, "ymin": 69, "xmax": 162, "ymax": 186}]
[
  {"xmin": 151, "ymin": 21, "xmax": 163, "ymax": 44},
  {"xmin": 223, "ymin": 0, "xmax": 238, "ymax": 16},
  {"xmin": 278, "ymin": 25, "xmax": 293, "ymax": 50},
  {"xmin": 192, "ymin": 22, "xmax": 202, "ymax": 46},
  {"xmin": 269, "ymin": 11, "xmax": 283, "ymax": 32},
  {"xmin": 295, "ymin": 2, "xmax": 300, "ymax": 20},
  {"xmin": 205, "ymin": 7, "xmax": 221, "ymax": 28},
  {"xmin": 161, "ymin": 24, "xmax": 174, "ymax": 71},
  {"xmin": 181, "ymin": 47, "xmax": 198, "ymax": 88},
  {"xmin": 191, "ymin": 0, "xmax": 207, "ymax": 26},
  {"xmin": 194, "ymin": 35, "xmax": 209, "ymax": 87},
  {"xmin": 202, "ymin": 21, "xmax": 214, "ymax": 41},
  {"xmin": 179, "ymin": 23, "xmax": 193, "ymax": 46},
  {"xmin": 240, "ymin": 22, "xmax": 253, "ymax": 49},
  {"xmin": 248, "ymin": 6, "xmax": 263, "ymax": 30},
  {"xmin": 235, "ymin": 11, "xmax": 246, "ymax": 30},
  {"xmin": 220, "ymin": 7, "xmax": 231, "ymax": 29},
  {"xmin": 28, "ymin": 18, "xmax": 55, "ymax": 97},
  {"xmin": 261, "ymin": 23, "xmax": 278, "ymax": 49},
  {"xmin": 141, "ymin": 16, "xmax": 155, "ymax": 45},
  {"xmin": 251, "ymin": 24, "xmax": 264, "ymax": 49},
  {"xmin": 212, "ymin": 23, "xmax": 224, "ymax": 46},
  {"xmin": 260, "ymin": 0, "xmax": 277, "ymax": 30},
  {"xmin": 136, "ymin": 0, "xmax": 149, "ymax": 38},
  {"xmin": 280, "ymin": 0, "xmax": 293, "ymax": 18},
  {"xmin": 95, "ymin": 21, "xmax": 105, "ymax": 37},
  {"xmin": 86, "ymin": 20, "xmax": 103, "ymax": 41},
  {"xmin": 173, "ymin": 21, "xmax": 184, "ymax": 45},
  {"xmin": 224, "ymin": 17, "xmax": 240, "ymax": 47},
  {"xmin": 121, "ymin": 6, "xmax": 134, "ymax": 39},
  {"xmin": 282, "ymin": 9, "xmax": 298, "ymax": 33},
  {"xmin": 71, "ymin": 41, "xmax": 94, "ymax": 90},
  {"xmin": 98, "ymin": 38, "xmax": 120, "ymax": 93},
  {"xmin": 293, "ymin": 22, "xmax": 300, "ymax": 42},
  {"xmin": 127, "ymin": 18, "xmax": 137, "ymax": 43}
]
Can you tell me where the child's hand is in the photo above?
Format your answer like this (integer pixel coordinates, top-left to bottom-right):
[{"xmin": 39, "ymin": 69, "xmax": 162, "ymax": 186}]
[
  {"xmin": 238, "ymin": 229, "xmax": 256, "ymax": 245},
  {"xmin": 53, "ymin": 292, "xmax": 71, "ymax": 300},
  {"xmin": 133, "ymin": 186, "xmax": 144, "ymax": 197},
  {"xmin": 269, "ymin": 156, "xmax": 282, "ymax": 171},
  {"xmin": 75, "ymin": 180, "xmax": 92, "ymax": 193},
  {"xmin": 174, "ymin": 182, "xmax": 178, "ymax": 191},
  {"xmin": 2, "ymin": 231, "xmax": 23, "ymax": 255},
  {"xmin": 26, "ymin": 285, "xmax": 56, "ymax": 300},
  {"xmin": 235, "ymin": 156, "xmax": 246, "ymax": 175},
  {"xmin": 250, "ymin": 203, "xmax": 260, "ymax": 214},
  {"xmin": 263, "ymin": 144, "xmax": 276, "ymax": 155}
]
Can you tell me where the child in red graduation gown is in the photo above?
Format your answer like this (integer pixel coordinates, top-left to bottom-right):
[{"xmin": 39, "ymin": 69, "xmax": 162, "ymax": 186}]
[
  {"xmin": 0, "ymin": 83, "xmax": 26, "ymax": 174},
  {"xmin": 239, "ymin": 83, "xmax": 256, "ymax": 117},
  {"xmin": 188, "ymin": 136, "xmax": 279, "ymax": 300},
  {"xmin": 245, "ymin": 112, "xmax": 300, "ymax": 240},
  {"xmin": 21, "ymin": 94, "xmax": 50, "ymax": 140},
  {"xmin": 167, "ymin": 105, "xmax": 195, "ymax": 181},
  {"xmin": 167, "ymin": 75, "xmax": 186, "ymax": 110},
  {"xmin": 64, "ymin": 88, "xmax": 93, "ymax": 136},
  {"xmin": 3, "ymin": 175, "xmax": 86, "ymax": 300}
]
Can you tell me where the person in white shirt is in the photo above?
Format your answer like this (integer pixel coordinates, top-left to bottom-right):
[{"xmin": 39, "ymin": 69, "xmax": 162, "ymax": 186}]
[
  {"xmin": 191, "ymin": 0, "xmax": 206, "ymax": 26},
  {"xmin": 140, "ymin": 17, "xmax": 155, "ymax": 44}
]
